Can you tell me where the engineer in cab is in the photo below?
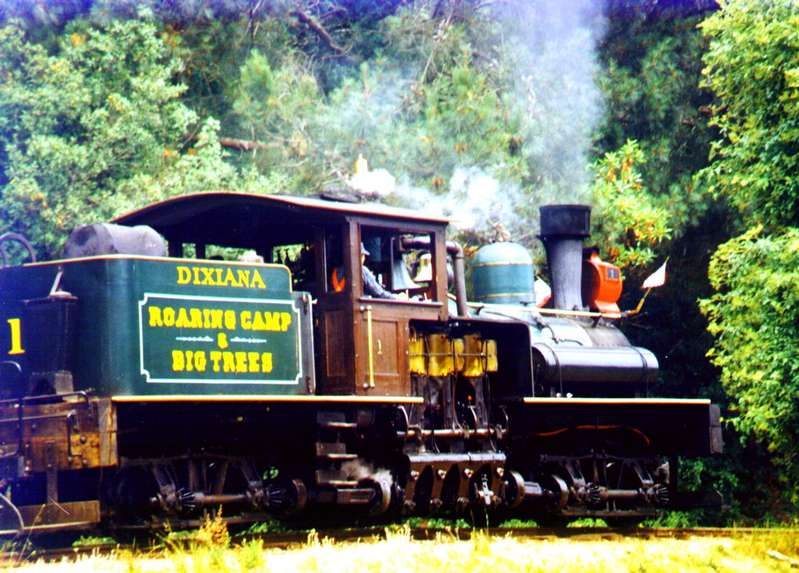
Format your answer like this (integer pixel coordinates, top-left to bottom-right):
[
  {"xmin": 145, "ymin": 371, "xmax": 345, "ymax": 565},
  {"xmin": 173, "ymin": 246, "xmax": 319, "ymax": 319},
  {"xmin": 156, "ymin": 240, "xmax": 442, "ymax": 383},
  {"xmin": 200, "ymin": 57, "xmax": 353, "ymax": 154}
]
[{"xmin": 331, "ymin": 242, "xmax": 407, "ymax": 300}]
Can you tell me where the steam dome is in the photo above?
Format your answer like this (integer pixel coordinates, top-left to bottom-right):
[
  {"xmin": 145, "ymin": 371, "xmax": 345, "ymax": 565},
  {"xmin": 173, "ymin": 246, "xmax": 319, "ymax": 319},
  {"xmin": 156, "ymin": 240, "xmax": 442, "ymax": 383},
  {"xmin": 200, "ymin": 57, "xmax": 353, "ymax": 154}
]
[{"xmin": 472, "ymin": 242, "xmax": 535, "ymax": 305}]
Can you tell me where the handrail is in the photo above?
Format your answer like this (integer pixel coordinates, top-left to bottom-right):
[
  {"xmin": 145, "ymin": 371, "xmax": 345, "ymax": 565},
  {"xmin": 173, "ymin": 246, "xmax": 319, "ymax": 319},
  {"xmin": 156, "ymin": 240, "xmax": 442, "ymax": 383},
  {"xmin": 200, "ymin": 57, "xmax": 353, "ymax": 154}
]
[
  {"xmin": 0, "ymin": 390, "xmax": 91, "ymax": 408},
  {"xmin": 0, "ymin": 232, "xmax": 36, "ymax": 267}
]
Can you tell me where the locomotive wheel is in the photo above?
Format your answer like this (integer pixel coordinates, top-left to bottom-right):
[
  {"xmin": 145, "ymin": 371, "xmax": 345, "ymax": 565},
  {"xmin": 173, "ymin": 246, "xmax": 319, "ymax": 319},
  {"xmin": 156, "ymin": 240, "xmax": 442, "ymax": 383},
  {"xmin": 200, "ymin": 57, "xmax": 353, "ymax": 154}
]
[
  {"xmin": 502, "ymin": 470, "xmax": 526, "ymax": 510},
  {"xmin": 364, "ymin": 476, "xmax": 393, "ymax": 516},
  {"xmin": 544, "ymin": 474, "xmax": 570, "ymax": 511},
  {"xmin": 264, "ymin": 478, "xmax": 308, "ymax": 516},
  {"xmin": 530, "ymin": 473, "xmax": 570, "ymax": 526}
]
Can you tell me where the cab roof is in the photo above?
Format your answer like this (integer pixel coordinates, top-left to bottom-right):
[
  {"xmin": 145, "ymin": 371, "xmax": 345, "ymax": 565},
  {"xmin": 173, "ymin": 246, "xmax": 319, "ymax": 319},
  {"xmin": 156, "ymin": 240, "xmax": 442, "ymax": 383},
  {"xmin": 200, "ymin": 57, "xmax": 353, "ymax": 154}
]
[{"xmin": 113, "ymin": 192, "xmax": 449, "ymax": 247}]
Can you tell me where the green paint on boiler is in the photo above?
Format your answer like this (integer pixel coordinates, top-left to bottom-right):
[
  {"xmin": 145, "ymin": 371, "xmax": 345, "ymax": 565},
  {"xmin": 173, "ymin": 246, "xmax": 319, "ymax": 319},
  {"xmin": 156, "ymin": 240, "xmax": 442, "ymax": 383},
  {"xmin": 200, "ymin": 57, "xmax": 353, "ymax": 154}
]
[{"xmin": 472, "ymin": 242, "xmax": 536, "ymax": 305}]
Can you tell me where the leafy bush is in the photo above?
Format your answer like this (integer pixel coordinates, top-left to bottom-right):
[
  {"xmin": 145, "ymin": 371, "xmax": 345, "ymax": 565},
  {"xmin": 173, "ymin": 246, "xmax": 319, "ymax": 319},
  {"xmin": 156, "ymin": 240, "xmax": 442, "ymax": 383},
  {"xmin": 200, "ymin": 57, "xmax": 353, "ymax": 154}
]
[
  {"xmin": 700, "ymin": 226, "xmax": 799, "ymax": 503},
  {"xmin": 700, "ymin": 0, "xmax": 799, "ymax": 229},
  {"xmin": 590, "ymin": 140, "xmax": 672, "ymax": 268}
]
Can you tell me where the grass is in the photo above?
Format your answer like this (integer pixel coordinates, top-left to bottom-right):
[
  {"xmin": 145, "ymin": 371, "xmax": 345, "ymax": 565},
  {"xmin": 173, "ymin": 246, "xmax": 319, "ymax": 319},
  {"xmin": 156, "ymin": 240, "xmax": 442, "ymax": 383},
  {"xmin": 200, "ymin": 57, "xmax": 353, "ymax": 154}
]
[
  {"xmin": 6, "ymin": 514, "xmax": 799, "ymax": 573},
  {"xmin": 71, "ymin": 536, "xmax": 118, "ymax": 548},
  {"xmin": 566, "ymin": 518, "xmax": 608, "ymax": 528},
  {"xmin": 401, "ymin": 516, "xmax": 473, "ymax": 530}
]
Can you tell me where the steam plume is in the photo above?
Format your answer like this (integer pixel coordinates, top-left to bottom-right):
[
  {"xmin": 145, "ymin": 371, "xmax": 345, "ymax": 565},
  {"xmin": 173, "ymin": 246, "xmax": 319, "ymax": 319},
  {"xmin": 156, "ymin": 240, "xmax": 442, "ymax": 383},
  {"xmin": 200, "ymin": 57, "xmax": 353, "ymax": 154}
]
[{"xmin": 348, "ymin": 0, "xmax": 607, "ymax": 241}]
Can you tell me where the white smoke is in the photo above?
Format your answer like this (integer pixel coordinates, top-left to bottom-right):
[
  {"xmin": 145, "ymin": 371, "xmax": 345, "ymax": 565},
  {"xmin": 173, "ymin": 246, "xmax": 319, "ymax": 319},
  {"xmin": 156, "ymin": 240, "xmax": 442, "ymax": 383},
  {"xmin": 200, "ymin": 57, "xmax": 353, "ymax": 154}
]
[
  {"xmin": 338, "ymin": 0, "xmax": 607, "ymax": 240},
  {"xmin": 390, "ymin": 166, "xmax": 530, "ymax": 239},
  {"xmin": 403, "ymin": 1, "xmax": 603, "ymax": 238},
  {"xmin": 349, "ymin": 167, "xmax": 397, "ymax": 197},
  {"xmin": 340, "ymin": 460, "xmax": 394, "ymax": 492},
  {"xmin": 496, "ymin": 0, "xmax": 606, "ymax": 203}
]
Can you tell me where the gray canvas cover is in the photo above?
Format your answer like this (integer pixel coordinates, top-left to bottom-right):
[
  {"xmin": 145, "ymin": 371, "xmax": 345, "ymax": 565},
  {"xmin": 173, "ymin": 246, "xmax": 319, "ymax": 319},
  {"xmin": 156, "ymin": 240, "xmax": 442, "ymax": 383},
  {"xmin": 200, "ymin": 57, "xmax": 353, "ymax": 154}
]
[{"xmin": 63, "ymin": 223, "xmax": 166, "ymax": 258}]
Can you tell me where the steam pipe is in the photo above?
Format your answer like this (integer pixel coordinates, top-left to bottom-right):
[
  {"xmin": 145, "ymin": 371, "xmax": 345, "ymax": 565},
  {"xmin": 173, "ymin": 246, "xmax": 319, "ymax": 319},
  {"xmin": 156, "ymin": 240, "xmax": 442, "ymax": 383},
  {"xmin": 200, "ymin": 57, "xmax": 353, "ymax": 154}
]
[
  {"xmin": 447, "ymin": 241, "xmax": 469, "ymax": 317},
  {"xmin": 400, "ymin": 236, "xmax": 469, "ymax": 317},
  {"xmin": 398, "ymin": 428, "xmax": 495, "ymax": 439}
]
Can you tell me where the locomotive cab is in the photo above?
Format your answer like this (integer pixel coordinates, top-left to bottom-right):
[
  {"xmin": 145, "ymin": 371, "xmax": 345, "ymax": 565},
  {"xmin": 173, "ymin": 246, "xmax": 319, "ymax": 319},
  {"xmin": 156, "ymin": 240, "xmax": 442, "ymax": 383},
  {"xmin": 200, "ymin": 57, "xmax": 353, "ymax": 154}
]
[{"xmin": 113, "ymin": 192, "xmax": 456, "ymax": 398}]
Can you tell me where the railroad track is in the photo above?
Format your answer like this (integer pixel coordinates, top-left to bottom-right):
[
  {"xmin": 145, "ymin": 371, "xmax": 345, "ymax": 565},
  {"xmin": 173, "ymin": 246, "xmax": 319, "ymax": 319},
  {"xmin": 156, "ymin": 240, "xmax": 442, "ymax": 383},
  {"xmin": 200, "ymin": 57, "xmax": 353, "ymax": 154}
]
[{"xmin": 3, "ymin": 526, "xmax": 795, "ymax": 564}]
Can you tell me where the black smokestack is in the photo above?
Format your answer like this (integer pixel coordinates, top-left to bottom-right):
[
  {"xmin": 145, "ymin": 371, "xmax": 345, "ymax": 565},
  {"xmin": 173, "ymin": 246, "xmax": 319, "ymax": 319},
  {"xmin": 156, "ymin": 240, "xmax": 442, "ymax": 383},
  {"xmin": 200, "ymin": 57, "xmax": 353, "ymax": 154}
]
[{"xmin": 539, "ymin": 205, "xmax": 591, "ymax": 310}]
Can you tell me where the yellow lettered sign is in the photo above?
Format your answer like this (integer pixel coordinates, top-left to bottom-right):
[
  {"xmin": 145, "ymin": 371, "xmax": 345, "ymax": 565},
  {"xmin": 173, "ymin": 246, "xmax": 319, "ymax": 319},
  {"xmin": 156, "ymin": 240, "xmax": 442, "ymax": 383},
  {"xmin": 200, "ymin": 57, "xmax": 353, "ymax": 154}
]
[{"xmin": 137, "ymin": 293, "xmax": 301, "ymax": 385}]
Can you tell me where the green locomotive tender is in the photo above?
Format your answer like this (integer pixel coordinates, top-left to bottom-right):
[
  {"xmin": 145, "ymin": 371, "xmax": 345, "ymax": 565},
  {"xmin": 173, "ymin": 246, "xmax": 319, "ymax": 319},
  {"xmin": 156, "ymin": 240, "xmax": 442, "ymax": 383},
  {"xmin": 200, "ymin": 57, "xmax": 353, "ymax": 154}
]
[{"xmin": 0, "ymin": 193, "xmax": 722, "ymax": 533}]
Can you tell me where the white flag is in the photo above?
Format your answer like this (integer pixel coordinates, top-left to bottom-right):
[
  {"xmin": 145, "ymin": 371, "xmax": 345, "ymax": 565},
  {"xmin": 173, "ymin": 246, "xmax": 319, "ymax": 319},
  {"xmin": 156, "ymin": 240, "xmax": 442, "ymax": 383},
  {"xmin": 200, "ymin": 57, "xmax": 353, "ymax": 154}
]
[
  {"xmin": 642, "ymin": 260, "xmax": 667, "ymax": 289},
  {"xmin": 534, "ymin": 278, "xmax": 552, "ymax": 307}
]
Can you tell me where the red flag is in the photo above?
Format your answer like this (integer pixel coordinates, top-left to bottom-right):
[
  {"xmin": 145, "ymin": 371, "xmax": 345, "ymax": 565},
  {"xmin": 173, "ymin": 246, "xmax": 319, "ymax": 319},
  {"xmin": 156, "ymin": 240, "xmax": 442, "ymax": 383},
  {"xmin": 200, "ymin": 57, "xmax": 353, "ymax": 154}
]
[{"xmin": 642, "ymin": 260, "xmax": 667, "ymax": 289}]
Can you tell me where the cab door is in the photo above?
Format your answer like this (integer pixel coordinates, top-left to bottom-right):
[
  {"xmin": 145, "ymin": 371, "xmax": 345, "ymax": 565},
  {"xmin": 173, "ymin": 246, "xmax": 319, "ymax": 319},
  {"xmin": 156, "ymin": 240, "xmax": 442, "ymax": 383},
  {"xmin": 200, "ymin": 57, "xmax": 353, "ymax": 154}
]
[
  {"xmin": 355, "ymin": 301, "xmax": 407, "ymax": 395},
  {"xmin": 352, "ymin": 223, "xmax": 448, "ymax": 397},
  {"xmin": 313, "ymin": 225, "xmax": 356, "ymax": 395}
]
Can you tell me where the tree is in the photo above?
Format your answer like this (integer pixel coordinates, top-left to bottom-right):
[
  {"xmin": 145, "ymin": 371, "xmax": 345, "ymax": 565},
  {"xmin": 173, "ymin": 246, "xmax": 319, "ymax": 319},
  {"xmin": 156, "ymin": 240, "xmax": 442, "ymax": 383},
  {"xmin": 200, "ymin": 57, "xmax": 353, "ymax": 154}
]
[
  {"xmin": 590, "ymin": 140, "xmax": 672, "ymax": 269},
  {"xmin": 222, "ymin": 5, "xmax": 526, "ymax": 203},
  {"xmin": 700, "ymin": 0, "xmax": 799, "ymax": 229},
  {"xmin": 0, "ymin": 18, "xmax": 239, "ymax": 258},
  {"xmin": 700, "ymin": 227, "xmax": 799, "ymax": 502},
  {"xmin": 597, "ymin": 12, "xmax": 714, "ymax": 237},
  {"xmin": 699, "ymin": 0, "xmax": 799, "ymax": 507}
]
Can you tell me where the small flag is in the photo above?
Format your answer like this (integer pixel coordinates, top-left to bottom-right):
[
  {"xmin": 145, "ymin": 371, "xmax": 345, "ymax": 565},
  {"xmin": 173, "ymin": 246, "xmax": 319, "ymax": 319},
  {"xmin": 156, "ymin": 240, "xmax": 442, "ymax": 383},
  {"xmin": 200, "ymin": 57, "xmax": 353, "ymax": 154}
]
[
  {"xmin": 535, "ymin": 278, "xmax": 552, "ymax": 307},
  {"xmin": 642, "ymin": 260, "xmax": 667, "ymax": 290}
]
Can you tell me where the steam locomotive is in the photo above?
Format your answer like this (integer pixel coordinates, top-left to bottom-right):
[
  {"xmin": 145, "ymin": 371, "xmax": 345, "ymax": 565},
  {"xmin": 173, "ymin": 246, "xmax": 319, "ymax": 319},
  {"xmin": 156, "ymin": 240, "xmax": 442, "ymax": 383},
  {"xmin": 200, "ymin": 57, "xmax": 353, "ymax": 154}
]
[{"xmin": 0, "ymin": 193, "xmax": 721, "ymax": 533}]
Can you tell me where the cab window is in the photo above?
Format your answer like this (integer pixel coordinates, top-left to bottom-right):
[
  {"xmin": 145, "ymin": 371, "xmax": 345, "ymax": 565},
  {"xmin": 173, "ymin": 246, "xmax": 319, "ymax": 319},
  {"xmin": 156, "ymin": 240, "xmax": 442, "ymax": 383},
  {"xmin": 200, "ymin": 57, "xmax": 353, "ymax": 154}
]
[
  {"xmin": 269, "ymin": 242, "xmax": 315, "ymax": 292},
  {"xmin": 360, "ymin": 226, "xmax": 436, "ymax": 301}
]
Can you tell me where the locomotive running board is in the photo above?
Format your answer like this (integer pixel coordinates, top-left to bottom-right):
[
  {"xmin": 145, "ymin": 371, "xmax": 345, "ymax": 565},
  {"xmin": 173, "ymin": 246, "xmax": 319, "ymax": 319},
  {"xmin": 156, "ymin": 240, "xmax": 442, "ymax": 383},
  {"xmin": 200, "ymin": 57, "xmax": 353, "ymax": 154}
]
[
  {"xmin": 522, "ymin": 398, "xmax": 712, "ymax": 405},
  {"xmin": 112, "ymin": 394, "xmax": 424, "ymax": 404},
  {"xmin": 515, "ymin": 397, "xmax": 722, "ymax": 456}
]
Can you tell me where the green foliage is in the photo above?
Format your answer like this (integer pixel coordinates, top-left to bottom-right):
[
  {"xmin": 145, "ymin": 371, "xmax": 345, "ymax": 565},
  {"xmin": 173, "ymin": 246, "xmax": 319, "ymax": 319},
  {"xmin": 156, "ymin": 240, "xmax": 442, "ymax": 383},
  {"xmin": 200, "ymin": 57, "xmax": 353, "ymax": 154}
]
[
  {"xmin": 223, "ymin": 9, "xmax": 524, "ymax": 200},
  {"xmin": 229, "ymin": 49, "xmax": 321, "ymax": 187},
  {"xmin": 0, "ymin": 18, "xmax": 238, "ymax": 257},
  {"xmin": 240, "ymin": 517, "xmax": 292, "ymax": 535},
  {"xmin": 697, "ymin": 0, "xmax": 799, "ymax": 512},
  {"xmin": 590, "ymin": 140, "xmax": 672, "ymax": 268},
  {"xmin": 495, "ymin": 518, "xmax": 538, "ymax": 529},
  {"xmin": 566, "ymin": 518, "xmax": 608, "ymax": 528},
  {"xmin": 402, "ymin": 516, "xmax": 472, "ymax": 530},
  {"xmin": 72, "ymin": 535, "xmax": 118, "ymax": 547},
  {"xmin": 642, "ymin": 511, "xmax": 702, "ymax": 528},
  {"xmin": 169, "ymin": 19, "xmax": 290, "ymax": 122},
  {"xmin": 700, "ymin": 226, "xmax": 799, "ymax": 503},
  {"xmin": 593, "ymin": 12, "xmax": 717, "ymax": 278},
  {"xmin": 700, "ymin": 0, "xmax": 799, "ymax": 228},
  {"xmin": 598, "ymin": 14, "xmax": 713, "ymax": 224},
  {"xmin": 378, "ymin": 3, "xmax": 473, "ymax": 84},
  {"xmin": 421, "ymin": 55, "xmax": 523, "ymax": 180}
]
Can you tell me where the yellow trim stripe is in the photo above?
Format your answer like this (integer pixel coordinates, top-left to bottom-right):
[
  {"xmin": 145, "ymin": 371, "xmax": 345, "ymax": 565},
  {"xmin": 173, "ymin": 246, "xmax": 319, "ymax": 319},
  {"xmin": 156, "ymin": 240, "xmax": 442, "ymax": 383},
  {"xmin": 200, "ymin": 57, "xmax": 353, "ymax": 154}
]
[
  {"xmin": 523, "ymin": 397, "xmax": 711, "ymax": 406},
  {"xmin": 112, "ymin": 394, "xmax": 424, "ymax": 404},
  {"xmin": 479, "ymin": 292, "xmax": 532, "ymax": 299},
  {"xmin": 23, "ymin": 253, "xmax": 288, "ymax": 271},
  {"xmin": 19, "ymin": 254, "xmax": 295, "ymax": 292},
  {"xmin": 473, "ymin": 261, "xmax": 531, "ymax": 268},
  {"xmin": 536, "ymin": 307, "xmax": 622, "ymax": 319}
]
